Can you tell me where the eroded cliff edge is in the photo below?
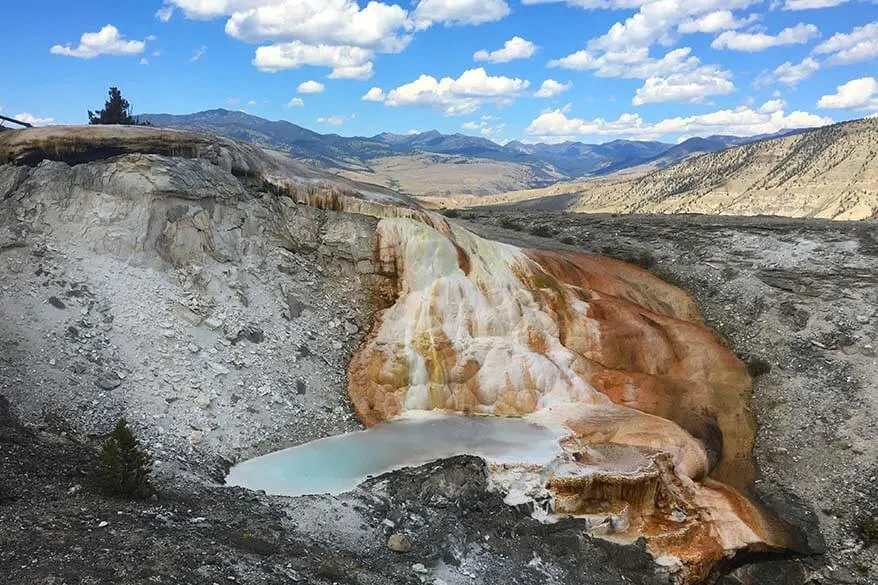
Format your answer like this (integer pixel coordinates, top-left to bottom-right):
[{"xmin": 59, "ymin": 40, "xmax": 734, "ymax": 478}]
[{"xmin": 1, "ymin": 126, "xmax": 874, "ymax": 584}]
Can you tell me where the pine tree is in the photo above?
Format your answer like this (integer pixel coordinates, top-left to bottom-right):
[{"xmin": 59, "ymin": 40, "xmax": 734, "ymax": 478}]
[
  {"xmin": 88, "ymin": 87, "xmax": 139, "ymax": 125},
  {"xmin": 95, "ymin": 418, "xmax": 153, "ymax": 499}
]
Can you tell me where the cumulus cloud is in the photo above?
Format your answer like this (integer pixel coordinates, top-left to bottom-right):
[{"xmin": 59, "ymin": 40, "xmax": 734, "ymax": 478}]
[
  {"xmin": 297, "ymin": 80, "xmax": 325, "ymax": 94},
  {"xmin": 50, "ymin": 24, "xmax": 145, "ymax": 59},
  {"xmin": 474, "ymin": 36, "xmax": 536, "ymax": 63},
  {"xmin": 526, "ymin": 105, "xmax": 831, "ymax": 142},
  {"xmin": 14, "ymin": 113, "xmax": 55, "ymax": 126},
  {"xmin": 139, "ymin": 57, "xmax": 149, "ymax": 65},
  {"xmin": 161, "ymin": 0, "xmax": 520, "ymax": 78},
  {"xmin": 361, "ymin": 87, "xmax": 386, "ymax": 102},
  {"xmin": 383, "ymin": 68, "xmax": 530, "ymax": 115},
  {"xmin": 712, "ymin": 23, "xmax": 820, "ymax": 52},
  {"xmin": 677, "ymin": 11, "xmax": 757, "ymax": 34},
  {"xmin": 288, "ymin": 97, "xmax": 304, "ymax": 107},
  {"xmin": 585, "ymin": 0, "xmax": 763, "ymax": 54},
  {"xmin": 758, "ymin": 99, "xmax": 786, "ymax": 113},
  {"xmin": 223, "ymin": 0, "xmax": 412, "ymax": 53},
  {"xmin": 783, "ymin": 0, "xmax": 849, "ymax": 9},
  {"xmin": 817, "ymin": 77, "xmax": 878, "ymax": 110},
  {"xmin": 550, "ymin": 46, "xmax": 735, "ymax": 105},
  {"xmin": 166, "ymin": 0, "xmax": 414, "ymax": 78},
  {"xmin": 413, "ymin": 0, "xmax": 510, "ymax": 28},
  {"xmin": 756, "ymin": 57, "xmax": 820, "ymax": 87},
  {"xmin": 535, "ymin": 79, "xmax": 573, "ymax": 98},
  {"xmin": 540, "ymin": 1, "xmax": 769, "ymax": 110},
  {"xmin": 633, "ymin": 69, "xmax": 735, "ymax": 105},
  {"xmin": 317, "ymin": 115, "xmax": 345, "ymax": 125},
  {"xmin": 813, "ymin": 22, "xmax": 878, "ymax": 66},
  {"xmin": 461, "ymin": 119, "xmax": 506, "ymax": 137},
  {"xmin": 254, "ymin": 42, "xmax": 374, "ymax": 79}
]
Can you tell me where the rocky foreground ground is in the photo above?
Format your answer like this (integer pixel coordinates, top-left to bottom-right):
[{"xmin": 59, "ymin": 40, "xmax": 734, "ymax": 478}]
[{"xmin": 1, "ymin": 128, "xmax": 876, "ymax": 584}]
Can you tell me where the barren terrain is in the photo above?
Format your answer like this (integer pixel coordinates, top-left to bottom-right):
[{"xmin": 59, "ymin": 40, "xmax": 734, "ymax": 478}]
[
  {"xmin": 438, "ymin": 118, "xmax": 878, "ymax": 220},
  {"xmin": 339, "ymin": 152, "xmax": 562, "ymax": 197}
]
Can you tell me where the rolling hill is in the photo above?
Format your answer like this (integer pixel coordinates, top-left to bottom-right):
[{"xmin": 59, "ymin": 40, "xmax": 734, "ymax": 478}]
[{"xmin": 463, "ymin": 117, "xmax": 878, "ymax": 220}]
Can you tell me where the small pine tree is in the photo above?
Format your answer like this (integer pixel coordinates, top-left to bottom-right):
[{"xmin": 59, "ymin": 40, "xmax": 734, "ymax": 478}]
[
  {"xmin": 95, "ymin": 418, "xmax": 153, "ymax": 499},
  {"xmin": 88, "ymin": 87, "xmax": 139, "ymax": 125}
]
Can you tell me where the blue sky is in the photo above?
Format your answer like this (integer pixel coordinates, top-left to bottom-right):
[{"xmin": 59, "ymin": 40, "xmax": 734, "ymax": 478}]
[{"xmin": 1, "ymin": 1, "xmax": 876, "ymax": 144}]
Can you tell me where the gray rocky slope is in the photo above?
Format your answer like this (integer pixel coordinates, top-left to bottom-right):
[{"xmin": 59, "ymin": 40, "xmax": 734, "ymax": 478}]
[{"xmin": 0, "ymin": 126, "xmax": 875, "ymax": 584}]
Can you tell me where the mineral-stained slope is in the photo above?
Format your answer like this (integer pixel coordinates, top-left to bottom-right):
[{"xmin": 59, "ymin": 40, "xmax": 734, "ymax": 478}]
[
  {"xmin": 347, "ymin": 215, "xmax": 803, "ymax": 580},
  {"xmin": 0, "ymin": 126, "xmax": 815, "ymax": 583}
]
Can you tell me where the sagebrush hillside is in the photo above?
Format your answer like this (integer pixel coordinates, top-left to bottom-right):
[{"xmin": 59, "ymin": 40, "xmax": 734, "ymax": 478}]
[{"xmin": 465, "ymin": 117, "xmax": 878, "ymax": 220}]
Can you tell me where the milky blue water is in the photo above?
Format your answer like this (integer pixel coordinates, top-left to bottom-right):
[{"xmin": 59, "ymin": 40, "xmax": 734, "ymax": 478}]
[{"xmin": 225, "ymin": 414, "xmax": 566, "ymax": 497}]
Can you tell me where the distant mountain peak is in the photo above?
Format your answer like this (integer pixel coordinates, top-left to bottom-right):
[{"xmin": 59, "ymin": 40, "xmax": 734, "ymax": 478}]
[{"xmin": 137, "ymin": 109, "xmax": 814, "ymax": 190}]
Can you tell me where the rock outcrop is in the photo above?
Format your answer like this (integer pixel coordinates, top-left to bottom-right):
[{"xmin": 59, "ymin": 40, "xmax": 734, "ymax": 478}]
[{"xmin": 0, "ymin": 126, "xmax": 819, "ymax": 583}]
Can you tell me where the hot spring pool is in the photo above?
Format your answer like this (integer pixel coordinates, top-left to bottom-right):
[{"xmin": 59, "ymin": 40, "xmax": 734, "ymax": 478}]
[{"xmin": 225, "ymin": 414, "xmax": 568, "ymax": 497}]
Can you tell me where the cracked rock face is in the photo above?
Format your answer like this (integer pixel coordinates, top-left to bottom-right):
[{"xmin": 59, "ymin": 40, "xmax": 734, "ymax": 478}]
[{"xmin": 0, "ymin": 126, "xmax": 827, "ymax": 584}]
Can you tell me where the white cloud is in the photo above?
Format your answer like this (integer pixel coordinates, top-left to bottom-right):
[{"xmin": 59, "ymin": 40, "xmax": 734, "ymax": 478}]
[
  {"xmin": 535, "ymin": 79, "xmax": 573, "ymax": 98},
  {"xmin": 317, "ymin": 115, "xmax": 345, "ymax": 125},
  {"xmin": 550, "ymin": 46, "xmax": 735, "ymax": 105},
  {"xmin": 223, "ymin": 0, "xmax": 412, "ymax": 53},
  {"xmin": 288, "ymin": 97, "xmax": 304, "ymax": 107},
  {"xmin": 165, "ymin": 0, "xmax": 519, "ymax": 78},
  {"xmin": 14, "ymin": 113, "xmax": 55, "ymax": 126},
  {"xmin": 541, "ymin": 1, "xmax": 764, "ymax": 109},
  {"xmin": 817, "ymin": 77, "xmax": 878, "ymax": 110},
  {"xmin": 633, "ymin": 68, "xmax": 735, "ymax": 105},
  {"xmin": 254, "ymin": 41, "xmax": 374, "ymax": 79},
  {"xmin": 474, "ymin": 36, "xmax": 536, "ymax": 63},
  {"xmin": 678, "ymin": 11, "xmax": 757, "ymax": 34},
  {"xmin": 461, "ymin": 119, "xmax": 505, "ymax": 138},
  {"xmin": 167, "ymin": 0, "xmax": 415, "ymax": 78},
  {"xmin": 383, "ymin": 68, "xmax": 530, "ymax": 115},
  {"xmin": 362, "ymin": 87, "xmax": 386, "ymax": 102},
  {"xmin": 139, "ymin": 57, "xmax": 149, "ymax": 65},
  {"xmin": 712, "ymin": 23, "xmax": 820, "ymax": 52},
  {"xmin": 549, "ymin": 46, "xmax": 714, "ymax": 79},
  {"xmin": 413, "ymin": 0, "xmax": 510, "ymax": 28},
  {"xmin": 758, "ymin": 98, "xmax": 786, "ymax": 113},
  {"xmin": 813, "ymin": 22, "xmax": 878, "ymax": 66},
  {"xmin": 168, "ymin": 0, "xmax": 411, "ymax": 51},
  {"xmin": 526, "ymin": 105, "xmax": 831, "ymax": 142},
  {"xmin": 156, "ymin": 4, "xmax": 175, "ymax": 22},
  {"xmin": 247, "ymin": 99, "xmax": 257, "ymax": 105},
  {"xmin": 783, "ymin": 0, "xmax": 849, "ymax": 9},
  {"xmin": 583, "ymin": 0, "xmax": 762, "ymax": 54},
  {"xmin": 50, "ymin": 24, "xmax": 145, "ymax": 59},
  {"xmin": 756, "ymin": 57, "xmax": 820, "ymax": 87},
  {"xmin": 191, "ymin": 45, "xmax": 208, "ymax": 61},
  {"xmin": 297, "ymin": 80, "xmax": 325, "ymax": 94}
]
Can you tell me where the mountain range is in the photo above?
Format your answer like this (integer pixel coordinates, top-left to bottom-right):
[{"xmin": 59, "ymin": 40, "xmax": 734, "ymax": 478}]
[
  {"xmin": 140, "ymin": 109, "xmax": 797, "ymax": 195},
  {"xmin": 460, "ymin": 117, "xmax": 878, "ymax": 220}
]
